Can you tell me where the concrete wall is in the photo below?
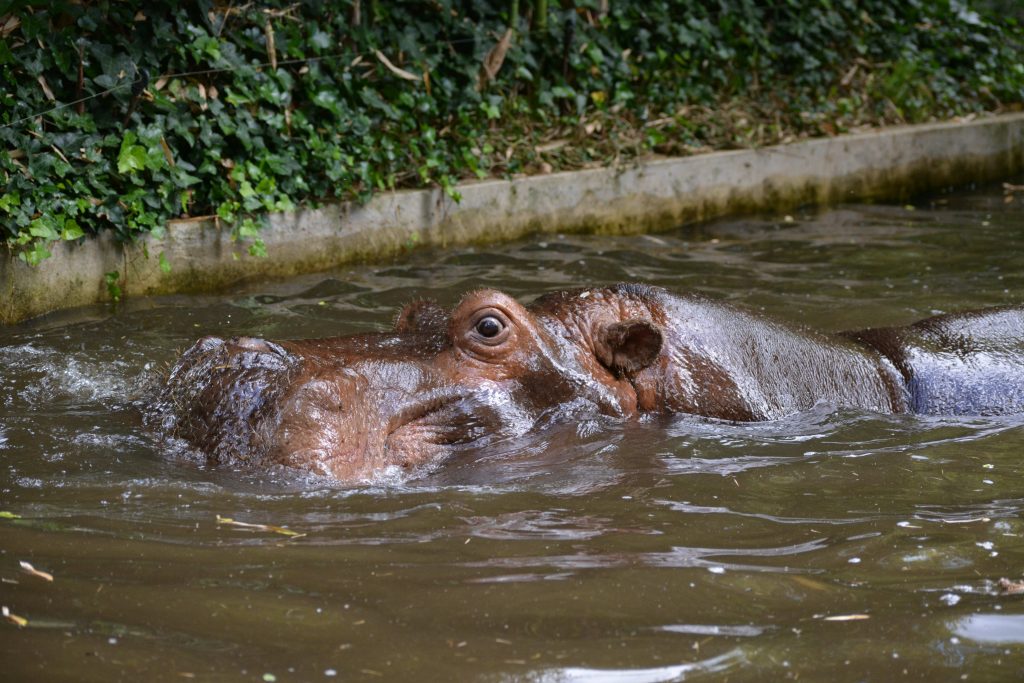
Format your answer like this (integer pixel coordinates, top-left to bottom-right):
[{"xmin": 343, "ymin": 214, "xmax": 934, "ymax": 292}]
[{"xmin": 3, "ymin": 113, "xmax": 1024, "ymax": 324}]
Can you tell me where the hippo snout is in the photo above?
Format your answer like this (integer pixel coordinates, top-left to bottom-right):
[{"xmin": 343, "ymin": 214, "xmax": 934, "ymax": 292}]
[
  {"xmin": 177, "ymin": 335, "xmax": 295, "ymax": 373},
  {"xmin": 188, "ymin": 335, "xmax": 290, "ymax": 360},
  {"xmin": 193, "ymin": 335, "xmax": 226, "ymax": 353},
  {"xmin": 227, "ymin": 336, "xmax": 291, "ymax": 358}
]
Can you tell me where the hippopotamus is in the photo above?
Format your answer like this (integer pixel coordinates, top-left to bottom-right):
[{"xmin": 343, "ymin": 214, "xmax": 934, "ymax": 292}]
[{"xmin": 147, "ymin": 284, "xmax": 1024, "ymax": 482}]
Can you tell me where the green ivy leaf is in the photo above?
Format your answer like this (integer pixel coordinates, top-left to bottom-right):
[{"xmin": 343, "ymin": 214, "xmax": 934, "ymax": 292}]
[
  {"xmin": 117, "ymin": 132, "xmax": 148, "ymax": 175},
  {"xmin": 28, "ymin": 216, "xmax": 60, "ymax": 240},
  {"xmin": 19, "ymin": 241, "xmax": 52, "ymax": 266},
  {"xmin": 0, "ymin": 192, "xmax": 22, "ymax": 213},
  {"xmin": 248, "ymin": 238, "xmax": 267, "ymax": 258},
  {"xmin": 237, "ymin": 218, "xmax": 260, "ymax": 239},
  {"xmin": 104, "ymin": 271, "xmax": 122, "ymax": 302},
  {"xmin": 61, "ymin": 219, "xmax": 84, "ymax": 241}
]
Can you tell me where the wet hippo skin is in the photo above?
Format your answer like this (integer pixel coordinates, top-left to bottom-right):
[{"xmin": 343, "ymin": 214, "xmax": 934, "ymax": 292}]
[{"xmin": 147, "ymin": 284, "xmax": 1024, "ymax": 482}]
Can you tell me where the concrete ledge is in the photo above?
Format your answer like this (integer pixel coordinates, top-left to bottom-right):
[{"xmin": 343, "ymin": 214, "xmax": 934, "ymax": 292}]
[{"xmin": 4, "ymin": 113, "xmax": 1024, "ymax": 324}]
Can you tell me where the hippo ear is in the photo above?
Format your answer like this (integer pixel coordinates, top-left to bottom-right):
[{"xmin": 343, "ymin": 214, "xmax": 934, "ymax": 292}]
[{"xmin": 594, "ymin": 319, "xmax": 663, "ymax": 375}]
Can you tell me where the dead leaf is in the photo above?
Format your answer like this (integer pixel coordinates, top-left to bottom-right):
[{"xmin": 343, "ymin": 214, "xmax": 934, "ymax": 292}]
[
  {"xmin": 134, "ymin": 10, "xmax": 147, "ymax": 21},
  {"xmin": 160, "ymin": 137, "xmax": 176, "ymax": 167},
  {"xmin": 535, "ymin": 139, "xmax": 568, "ymax": 153},
  {"xmin": 19, "ymin": 561, "xmax": 53, "ymax": 582},
  {"xmin": 840, "ymin": 63, "xmax": 859, "ymax": 87},
  {"xmin": 264, "ymin": 20, "xmax": 277, "ymax": 70},
  {"xmin": 1, "ymin": 14, "xmax": 22, "ymax": 38},
  {"xmin": 998, "ymin": 578, "xmax": 1024, "ymax": 594},
  {"xmin": 2, "ymin": 606, "xmax": 27, "ymax": 627},
  {"xmin": 49, "ymin": 145, "xmax": 71, "ymax": 166},
  {"xmin": 216, "ymin": 515, "xmax": 305, "ymax": 538},
  {"xmin": 477, "ymin": 28, "xmax": 513, "ymax": 92},
  {"xmin": 36, "ymin": 75, "xmax": 55, "ymax": 101},
  {"xmin": 790, "ymin": 575, "xmax": 830, "ymax": 592},
  {"xmin": 374, "ymin": 50, "xmax": 421, "ymax": 82}
]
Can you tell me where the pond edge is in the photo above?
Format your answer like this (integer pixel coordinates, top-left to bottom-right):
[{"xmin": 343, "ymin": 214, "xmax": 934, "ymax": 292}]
[{"xmin": 3, "ymin": 112, "xmax": 1024, "ymax": 325}]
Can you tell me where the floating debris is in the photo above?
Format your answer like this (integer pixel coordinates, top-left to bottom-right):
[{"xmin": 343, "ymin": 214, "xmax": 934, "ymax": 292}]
[
  {"xmin": 822, "ymin": 614, "xmax": 870, "ymax": 622},
  {"xmin": 215, "ymin": 515, "xmax": 305, "ymax": 538},
  {"xmin": 997, "ymin": 578, "xmax": 1024, "ymax": 595},
  {"xmin": 790, "ymin": 576, "xmax": 830, "ymax": 592},
  {"xmin": 0, "ymin": 512, "xmax": 20, "ymax": 520},
  {"xmin": 1004, "ymin": 183, "xmax": 1024, "ymax": 204},
  {"xmin": 2, "ymin": 606, "xmax": 27, "ymax": 627},
  {"xmin": 19, "ymin": 561, "xmax": 53, "ymax": 582}
]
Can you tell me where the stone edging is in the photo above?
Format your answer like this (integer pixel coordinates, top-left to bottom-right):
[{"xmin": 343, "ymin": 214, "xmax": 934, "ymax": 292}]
[{"xmin": 3, "ymin": 112, "xmax": 1024, "ymax": 324}]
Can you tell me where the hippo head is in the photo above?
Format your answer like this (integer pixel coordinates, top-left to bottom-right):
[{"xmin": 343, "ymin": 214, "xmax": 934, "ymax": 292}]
[{"xmin": 149, "ymin": 288, "xmax": 664, "ymax": 482}]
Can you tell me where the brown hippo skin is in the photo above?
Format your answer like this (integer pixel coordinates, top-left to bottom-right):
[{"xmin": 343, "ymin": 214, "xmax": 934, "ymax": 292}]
[{"xmin": 147, "ymin": 284, "xmax": 1024, "ymax": 482}]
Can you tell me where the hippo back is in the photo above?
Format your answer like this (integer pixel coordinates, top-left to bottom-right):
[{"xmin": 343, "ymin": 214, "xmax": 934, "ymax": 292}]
[{"xmin": 844, "ymin": 307, "xmax": 1024, "ymax": 416}]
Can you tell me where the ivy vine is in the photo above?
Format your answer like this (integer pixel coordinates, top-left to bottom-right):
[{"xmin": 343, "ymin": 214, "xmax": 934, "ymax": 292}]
[{"xmin": 1, "ymin": 1, "xmax": 1021, "ymax": 266}]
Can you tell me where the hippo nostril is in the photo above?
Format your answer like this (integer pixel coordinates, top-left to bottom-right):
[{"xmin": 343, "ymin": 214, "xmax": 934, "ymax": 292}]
[
  {"xmin": 215, "ymin": 336, "xmax": 295, "ymax": 373},
  {"xmin": 229, "ymin": 336, "xmax": 267, "ymax": 351},
  {"xmin": 195, "ymin": 335, "xmax": 226, "ymax": 352},
  {"xmin": 264, "ymin": 341, "xmax": 290, "ymax": 357},
  {"xmin": 228, "ymin": 336, "xmax": 290, "ymax": 358}
]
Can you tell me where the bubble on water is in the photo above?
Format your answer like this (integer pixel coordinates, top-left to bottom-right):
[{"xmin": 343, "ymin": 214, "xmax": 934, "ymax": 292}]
[
  {"xmin": 3, "ymin": 343, "xmax": 144, "ymax": 408},
  {"xmin": 43, "ymin": 357, "xmax": 135, "ymax": 403},
  {"xmin": 366, "ymin": 464, "xmax": 414, "ymax": 487},
  {"xmin": 0, "ymin": 344, "xmax": 46, "ymax": 360}
]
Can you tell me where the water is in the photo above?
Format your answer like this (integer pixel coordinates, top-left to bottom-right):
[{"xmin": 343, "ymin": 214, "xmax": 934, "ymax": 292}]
[{"xmin": 2, "ymin": 182, "xmax": 1024, "ymax": 681}]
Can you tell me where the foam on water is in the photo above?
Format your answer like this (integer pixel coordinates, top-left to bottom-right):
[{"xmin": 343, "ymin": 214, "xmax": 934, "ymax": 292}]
[{"xmin": 0, "ymin": 342, "xmax": 150, "ymax": 409}]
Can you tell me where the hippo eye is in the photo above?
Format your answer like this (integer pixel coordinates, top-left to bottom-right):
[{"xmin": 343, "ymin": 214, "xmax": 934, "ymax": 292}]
[
  {"xmin": 461, "ymin": 307, "xmax": 513, "ymax": 354},
  {"xmin": 475, "ymin": 316, "xmax": 504, "ymax": 338}
]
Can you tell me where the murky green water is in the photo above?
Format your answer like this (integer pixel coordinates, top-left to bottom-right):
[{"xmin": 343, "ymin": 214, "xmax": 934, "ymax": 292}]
[{"xmin": 3, "ymin": 181, "xmax": 1024, "ymax": 681}]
